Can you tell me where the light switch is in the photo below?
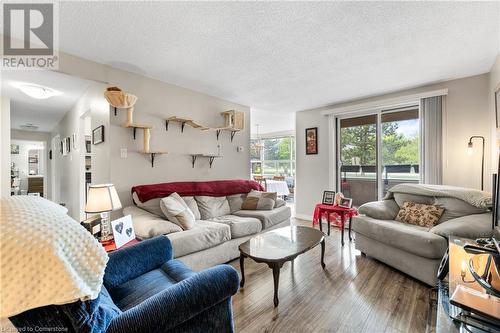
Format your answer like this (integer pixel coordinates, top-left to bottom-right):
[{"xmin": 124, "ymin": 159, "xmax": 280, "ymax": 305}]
[
  {"xmin": 237, "ymin": 146, "xmax": 244, "ymax": 152},
  {"xmin": 120, "ymin": 148, "xmax": 127, "ymax": 158}
]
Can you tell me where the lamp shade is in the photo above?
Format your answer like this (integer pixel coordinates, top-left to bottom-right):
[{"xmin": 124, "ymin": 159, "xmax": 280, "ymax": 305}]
[{"xmin": 85, "ymin": 184, "xmax": 122, "ymax": 213}]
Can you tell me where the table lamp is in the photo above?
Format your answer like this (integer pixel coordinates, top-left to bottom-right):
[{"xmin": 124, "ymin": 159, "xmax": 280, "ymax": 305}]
[{"xmin": 85, "ymin": 184, "xmax": 122, "ymax": 242}]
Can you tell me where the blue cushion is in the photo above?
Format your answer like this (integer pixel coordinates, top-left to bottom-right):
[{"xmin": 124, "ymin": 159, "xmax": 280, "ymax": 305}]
[
  {"xmin": 104, "ymin": 236, "xmax": 173, "ymax": 289},
  {"xmin": 110, "ymin": 260, "xmax": 196, "ymax": 311},
  {"xmin": 9, "ymin": 286, "xmax": 121, "ymax": 333}
]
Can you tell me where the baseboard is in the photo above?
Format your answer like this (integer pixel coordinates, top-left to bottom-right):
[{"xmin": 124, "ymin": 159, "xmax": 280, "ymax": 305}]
[{"xmin": 294, "ymin": 213, "xmax": 312, "ymax": 221}]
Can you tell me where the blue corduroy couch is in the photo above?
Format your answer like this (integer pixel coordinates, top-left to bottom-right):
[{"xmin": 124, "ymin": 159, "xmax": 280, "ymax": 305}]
[{"xmin": 9, "ymin": 236, "xmax": 240, "ymax": 333}]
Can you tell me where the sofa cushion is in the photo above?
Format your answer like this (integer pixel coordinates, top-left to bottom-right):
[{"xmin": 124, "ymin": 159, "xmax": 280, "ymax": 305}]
[
  {"xmin": 393, "ymin": 193, "xmax": 435, "ymax": 208},
  {"xmin": 209, "ymin": 215, "xmax": 262, "ymax": 238},
  {"xmin": 123, "ymin": 206, "xmax": 182, "ymax": 239},
  {"xmin": 430, "ymin": 213, "xmax": 494, "ymax": 239},
  {"xmin": 435, "ymin": 197, "xmax": 489, "ymax": 223},
  {"xmin": 395, "ymin": 202, "xmax": 444, "ymax": 228},
  {"xmin": 227, "ymin": 194, "xmax": 246, "ymax": 213},
  {"xmin": 195, "ymin": 196, "xmax": 231, "ymax": 219},
  {"xmin": 358, "ymin": 199, "xmax": 400, "ymax": 220},
  {"xmin": 352, "ymin": 215, "xmax": 447, "ymax": 259},
  {"xmin": 160, "ymin": 193, "xmax": 195, "ymax": 230},
  {"xmin": 275, "ymin": 198, "xmax": 286, "ymax": 208},
  {"xmin": 132, "ymin": 192, "xmax": 163, "ymax": 217},
  {"xmin": 181, "ymin": 196, "xmax": 201, "ymax": 220},
  {"xmin": 109, "ymin": 260, "xmax": 195, "ymax": 311},
  {"xmin": 234, "ymin": 205, "xmax": 291, "ymax": 229},
  {"xmin": 167, "ymin": 220, "xmax": 231, "ymax": 258},
  {"xmin": 241, "ymin": 190, "xmax": 277, "ymax": 210}
]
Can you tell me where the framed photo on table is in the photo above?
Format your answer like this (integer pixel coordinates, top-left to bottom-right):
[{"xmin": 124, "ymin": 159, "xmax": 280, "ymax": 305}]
[
  {"xmin": 305, "ymin": 127, "xmax": 318, "ymax": 155},
  {"xmin": 111, "ymin": 215, "xmax": 136, "ymax": 249},
  {"xmin": 339, "ymin": 197, "xmax": 353, "ymax": 208},
  {"xmin": 322, "ymin": 191, "xmax": 336, "ymax": 205}
]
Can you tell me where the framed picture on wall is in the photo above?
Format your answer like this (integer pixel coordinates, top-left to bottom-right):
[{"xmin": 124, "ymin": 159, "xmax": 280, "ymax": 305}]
[
  {"xmin": 305, "ymin": 127, "xmax": 318, "ymax": 155},
  {"xmin": 10, "ymin": 144, "xmax": 19, "ymax": 154},
  {"xmin": 62, "ymin": 139, "xmax": 67, "ymax": 156},
  {"xmin": 495, "ymin": 87, "xmax": 500, "ymax": 128},
  {"xmin": 93, "ymin": 125, "xmax": 104, "ymax": 145},
  {"xmin": 65, "ymin": 137, "xmax": 71, "ymax": 154}
]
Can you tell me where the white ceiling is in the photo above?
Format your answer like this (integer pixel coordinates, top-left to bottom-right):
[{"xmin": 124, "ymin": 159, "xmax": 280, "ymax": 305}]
[
  {"xmin": 2, "ymin": 71, "xmax": 91, "ymax": 132},
  {"xmin": 57, "ymin": 2, "xmax": 500, "ymax": 115}
]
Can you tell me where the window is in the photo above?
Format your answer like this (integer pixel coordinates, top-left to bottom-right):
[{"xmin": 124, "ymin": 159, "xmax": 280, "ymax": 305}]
[
  {"xmin": 251, "ymin": 136, "xmax": 295, "ymax": 178},
  {"xmin": 338, "ymin": 107, "xmax": 420, "ymax": 206}
]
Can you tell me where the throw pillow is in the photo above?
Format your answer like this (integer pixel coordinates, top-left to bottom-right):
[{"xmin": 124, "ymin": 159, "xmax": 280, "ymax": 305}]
[
  {"xmin": 241, "ymin": 190, "xmax": 277, "ymax": 210},
  {"xmin": 160, "ymin": 193, "xmax": 195, "ymax": 230},
  {"xmin": 395, "ymin": 201, "xmax": 444, "ymax": 228}
]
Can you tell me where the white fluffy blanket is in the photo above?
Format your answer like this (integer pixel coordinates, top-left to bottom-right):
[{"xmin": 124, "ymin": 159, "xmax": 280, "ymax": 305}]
[
  {"xmin": 385, "ymin": 183, "xmax": 492, "ymax": 208},
  {"xmin": 0, "ymin": 196, "xmax": 108, "ymax": 318}
]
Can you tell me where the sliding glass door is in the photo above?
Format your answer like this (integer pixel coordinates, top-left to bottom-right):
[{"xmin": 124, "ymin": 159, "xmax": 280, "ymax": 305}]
[
  {"xmin": 338, "ymin": 107, "xmax": 420, "ymax": 207},
  {"xmin": 339, "ymin": 115, "xmax": 378, "ymax": 207}
]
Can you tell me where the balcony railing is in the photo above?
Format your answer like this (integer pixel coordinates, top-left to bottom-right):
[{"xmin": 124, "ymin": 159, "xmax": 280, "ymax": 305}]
[{"xmin": 340, "ymin": 164, "xmax": 419, "ymax": 207}]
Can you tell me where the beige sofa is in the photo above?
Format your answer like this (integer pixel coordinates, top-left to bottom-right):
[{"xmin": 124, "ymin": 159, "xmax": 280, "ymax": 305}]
[
  {"xmin": 124, "ymin": 192, "xmax": 291, "ymax": 271},
  {"xmin": 352, "ymin": 189, "xmax": 493, "ymax": 286}
]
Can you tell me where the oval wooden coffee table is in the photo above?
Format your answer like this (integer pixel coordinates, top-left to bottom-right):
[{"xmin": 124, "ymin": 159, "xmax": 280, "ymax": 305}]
[{"xmin": 238, "ymin": 226, "xmax": 325, "ymax": 307}]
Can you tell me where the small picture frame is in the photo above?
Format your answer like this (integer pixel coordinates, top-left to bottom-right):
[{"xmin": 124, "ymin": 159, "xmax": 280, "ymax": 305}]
[
  {"xmin": 65, "ymin": 137, "xmax": 71, "ymax": 153},
  {"xmin": 305, "ymin": 127, "xmax": 318, "ymax": 155},
  {"xmin": 495, "ymin": 87, "xmax": 500, "ymax": 129},
  {"xmin": 92, "ymin": 125, "xmax": 104, "ymax": 145},
  {"xmin": 10, "ymin": 144, "xmax": 19, "ymax": 154},
  {"xmin": 339, "ymin": 197, "xmax": 353, "ymax": 208},
  {"xmin": 72, "ymin": 133, "xmax": 77, "ymax": 150},
  {"xmin": 111, "ymin": 215, "xmax": 136, "ymax": 249},
  {"xmin": 322, "ymin": 191, "xmax": 336, "ymax": 205},
  {"xmin": 62, "ymin": 139, "xmax": 68, "ymax": 156}
]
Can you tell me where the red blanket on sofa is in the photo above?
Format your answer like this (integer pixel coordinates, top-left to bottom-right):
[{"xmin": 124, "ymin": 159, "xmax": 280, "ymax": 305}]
[{"xmin": 132, "ymin": 179, "xmax": 264, "ymax": 203}]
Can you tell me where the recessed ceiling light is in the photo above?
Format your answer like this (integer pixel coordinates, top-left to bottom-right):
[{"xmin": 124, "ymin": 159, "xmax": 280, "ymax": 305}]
[{"xmin": 12, "ymin": 82, "xmax": 62, "ymax": 99}]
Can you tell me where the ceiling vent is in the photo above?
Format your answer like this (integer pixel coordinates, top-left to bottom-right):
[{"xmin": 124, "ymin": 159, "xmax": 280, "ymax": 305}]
[{"xmin": 19, "ymin": 123, "xmax": 39, "ymax": 131}]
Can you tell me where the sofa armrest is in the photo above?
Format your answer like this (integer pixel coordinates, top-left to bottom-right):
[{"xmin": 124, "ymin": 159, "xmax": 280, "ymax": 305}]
[
  {"xmin": 106, "ymin": 264, "xmax": 239, "ymax": 333},
  {"xmin": 358, "ymin": 199, "xmax": 400, "ymax": 220},
  {"xmin": 104, "ymin": 236, "xmax": 173, "ymax": 289},
  {"xmin": 430, "ymin": 213, "xmax": 493, "ymax": 239}
]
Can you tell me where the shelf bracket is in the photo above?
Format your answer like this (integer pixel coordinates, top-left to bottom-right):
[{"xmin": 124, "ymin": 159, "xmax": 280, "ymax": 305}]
[
  {"xmin": 209, "ymin": 156, "xmax": 216, "ymax": 168},
  {"xmin": 165, "ymin": 120, "xmax": 169, "ymax": 131},
  {"xmin": 216, "ymin": 129, "xmax": 221, "ymax": 140},
  {"xmin": 133, "ymin": 127, "xmax": 137, "ymax": 140},
  {"xmin": 114, "ymin": 107, "xmax": 117, "ymax": 116},
  {"xmin": 150, "ymin": 153, "xmax": 157, "ymax": 168},
  {"xmin": 181, "ymin": 122, "xmax": 186, "ymax": 133},
  {"xmin": 230, "ymin": 131, "xmax": 237, "ymax": 142},
  {"xmin": 191, "ymin": 155, "xmax": 198, "ymax": 168}
]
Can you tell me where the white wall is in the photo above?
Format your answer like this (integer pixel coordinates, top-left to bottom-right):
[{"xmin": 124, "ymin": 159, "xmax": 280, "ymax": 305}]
[
  {"xmin": 0, "ymin": 97, "xmax": 10, "ymax": 198},
  {"xmin": 51, "ymin": 84, "xmax": 109, "ymax": 220},
  {"xmin": 251, "ymin": 109, "xmax": 295, "ymax": 135},
  {"xmin": 296, "ymin": 73, "xmax": 494, "ymax": 218},
  {"xmin": 50, "ymin": 51, "xmax": 250, "ymax": 219},
  {"xmin": 489, "ymin": 54, "xmax": 500, "ymax": 162}
]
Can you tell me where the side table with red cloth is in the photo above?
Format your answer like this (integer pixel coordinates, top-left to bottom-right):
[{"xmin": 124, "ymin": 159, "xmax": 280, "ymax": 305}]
[{"xmin": 312, "ymin": 204, "xmax": 358, "ymax": 246}]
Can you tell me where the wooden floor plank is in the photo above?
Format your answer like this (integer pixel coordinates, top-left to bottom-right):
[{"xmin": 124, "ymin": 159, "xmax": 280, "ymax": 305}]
[{"xmin": 231, "ymin": 218, "xmax": 431, "ymax": 333}]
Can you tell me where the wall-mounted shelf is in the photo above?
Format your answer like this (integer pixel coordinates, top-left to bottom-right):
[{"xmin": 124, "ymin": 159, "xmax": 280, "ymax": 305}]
[
  {"xmin": 166, "ymin": 116, "xmax": 209, "ymax": 132},
  {"xmin": 140, "ymin": 151, "xmax": 168, "ymax": 168},
  {"xmin": 166, "ymin": 111, "xmax": 244, "ymax": 141},
  {"xmin": 190, "ymin": 154, "xmax": 222, "ymax": 168},
  {"xmin": 123, "ymin": 124, "xmax": 153, "ymax": 140}
]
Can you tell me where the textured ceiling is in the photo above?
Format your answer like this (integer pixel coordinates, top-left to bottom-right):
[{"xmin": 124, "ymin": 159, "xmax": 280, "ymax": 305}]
[
  {"xmin": 57, "ymin": 1, "xmax": 499, "ymax": 114},
  {"xmin": 2, "ymin": 71, "xmax": 91, "ymax": 132}
]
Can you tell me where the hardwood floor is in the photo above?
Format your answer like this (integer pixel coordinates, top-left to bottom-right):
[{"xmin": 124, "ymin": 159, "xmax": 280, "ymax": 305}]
[{"xmin": 230, "ymin": 218, "xmax": 431, "ymax": 333}]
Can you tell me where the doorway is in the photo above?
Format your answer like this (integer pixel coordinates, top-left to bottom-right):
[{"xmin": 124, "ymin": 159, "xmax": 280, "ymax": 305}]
[
  {"xmin": 10, "ymin": 140, "xmax": 46, "ymax": 197},
  {"xmin": 337, "ymin": 106, "xmax": 420, "ymax": 207}
]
